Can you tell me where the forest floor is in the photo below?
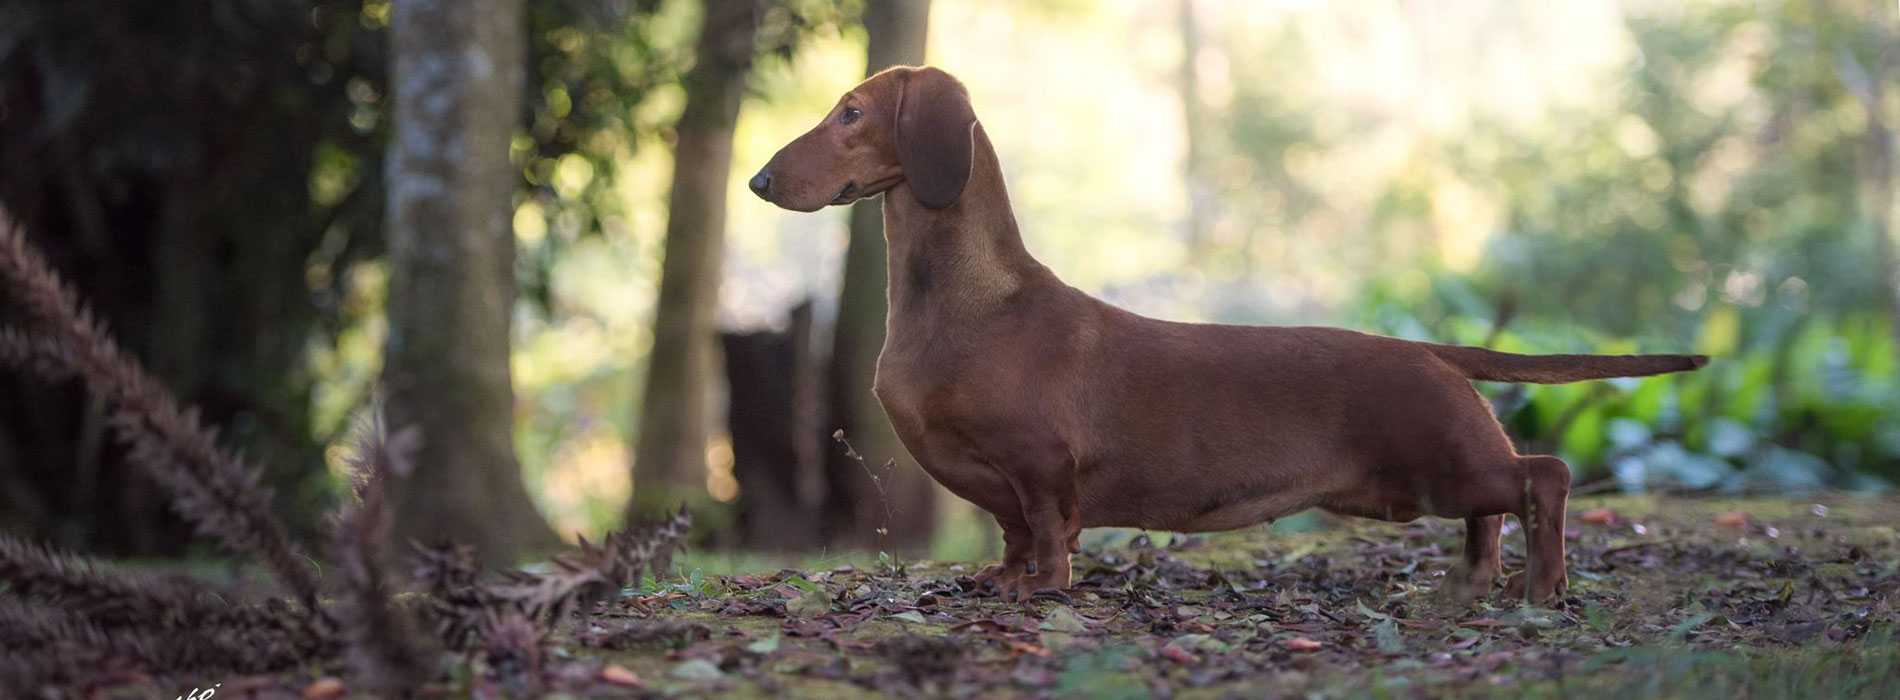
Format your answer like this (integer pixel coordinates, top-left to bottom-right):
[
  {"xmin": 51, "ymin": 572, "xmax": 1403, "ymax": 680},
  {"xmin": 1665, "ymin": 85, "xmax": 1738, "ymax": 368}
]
[
  {"xmin": 116, "ymin": 493, "xmax": 1900, "ymax": 699},
  {"xmin": 499, "ymin": 492, "xmax": 1900, "ymax": 699}
]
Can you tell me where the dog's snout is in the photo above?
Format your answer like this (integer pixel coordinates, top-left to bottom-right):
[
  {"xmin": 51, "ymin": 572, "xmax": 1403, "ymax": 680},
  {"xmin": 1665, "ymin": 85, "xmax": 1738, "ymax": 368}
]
[{"xmin": 748, "ymin": 170, "xmax": 772, "ymax": 199}]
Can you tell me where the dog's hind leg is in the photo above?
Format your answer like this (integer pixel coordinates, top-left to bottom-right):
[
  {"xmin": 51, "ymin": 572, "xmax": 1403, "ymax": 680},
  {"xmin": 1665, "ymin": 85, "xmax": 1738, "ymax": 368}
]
[
  {"xmin": 1433, "ymin": 453, "xmax": 1572, "ymax": 605},
  {"xmin": 1501, "ymin": 455, "xmax": 1571, "ymax": 603}
]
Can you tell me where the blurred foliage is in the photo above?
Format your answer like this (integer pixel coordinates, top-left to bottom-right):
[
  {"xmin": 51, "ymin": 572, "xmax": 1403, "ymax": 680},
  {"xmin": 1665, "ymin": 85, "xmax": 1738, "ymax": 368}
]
[
  {"xmin": 513, "ymin": 0, "xmax": 856, "ymax": 311},
  {"xmin": 1346, "ymin": 0, "xmax": 1900, "ymax": 491}
]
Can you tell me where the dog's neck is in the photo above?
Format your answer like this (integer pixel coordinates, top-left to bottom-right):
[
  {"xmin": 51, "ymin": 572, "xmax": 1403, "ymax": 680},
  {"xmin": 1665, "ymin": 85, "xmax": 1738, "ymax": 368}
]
[{"xmin": 880, "ymin": 122, "xmax": 1047, "ymax": 323}]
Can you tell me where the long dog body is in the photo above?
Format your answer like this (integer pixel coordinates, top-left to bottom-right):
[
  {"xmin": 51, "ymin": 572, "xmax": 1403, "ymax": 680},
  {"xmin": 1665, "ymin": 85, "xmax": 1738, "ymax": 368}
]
[{"xmin": 749, "ymin": 66, "xmax": 1705, "ymax": 603}]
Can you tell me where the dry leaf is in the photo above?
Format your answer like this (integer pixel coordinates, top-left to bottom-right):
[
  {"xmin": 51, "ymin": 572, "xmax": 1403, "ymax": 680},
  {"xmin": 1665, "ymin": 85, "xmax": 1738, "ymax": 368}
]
[
  {"xmin": 301, "ymin": 678, "xmax": 347, "ymax": 700},
  {"xmin": 1281, "ymin": 637, "xmax": 1324, "ymax": 652},
  {"xmin": 1160, "ymin": 645, "xmax": 1201, "ymax": 665},
  {"xmin": 1006, "ymin": 640, "xmax": 1052, "ymax": 657},
  {"xmin": 1579, "ymin": 508, "xmax": 1617, "ymax": 525},
  {"xmin": 599, "ymin": 664, "xmax": 643, "ymax": 687}
]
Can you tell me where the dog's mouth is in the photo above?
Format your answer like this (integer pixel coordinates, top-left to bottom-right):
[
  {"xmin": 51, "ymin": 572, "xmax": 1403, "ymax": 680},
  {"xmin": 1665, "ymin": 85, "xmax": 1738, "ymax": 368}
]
[
  {"xmin": 829, "ymin": 181, "xmax": 860, "ymax": 205},
  {"xmin": 828, "ymin": 176, "xmax": 904, "ymax": 206}
]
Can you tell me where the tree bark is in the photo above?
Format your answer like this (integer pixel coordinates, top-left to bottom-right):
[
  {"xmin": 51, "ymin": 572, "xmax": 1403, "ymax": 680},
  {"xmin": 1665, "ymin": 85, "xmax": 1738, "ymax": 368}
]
[
  {"xmin": 828, "ymin": 0, "xmax": 936, "ymax": 551},
  {"xmin": 385, "ymin": 0, "xmax": 559, "ymax": 566},
  {"xmin": 629, "ymin": 0, "xmax": 766, "ymax": 518}
]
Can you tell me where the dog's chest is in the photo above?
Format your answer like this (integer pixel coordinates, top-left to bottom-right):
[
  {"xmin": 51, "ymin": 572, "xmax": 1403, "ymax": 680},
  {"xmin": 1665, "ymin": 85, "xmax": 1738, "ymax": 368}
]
[{"xmin": 871, "ymin": 337, "xmax": 992, "ymax": 426}]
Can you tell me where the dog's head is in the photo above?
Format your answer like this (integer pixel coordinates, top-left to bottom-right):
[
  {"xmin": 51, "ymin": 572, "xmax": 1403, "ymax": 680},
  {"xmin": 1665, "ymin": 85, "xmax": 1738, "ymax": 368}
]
[{"xmin": 748, "ymin": 66, "xmax": 978, "ymax": 212}]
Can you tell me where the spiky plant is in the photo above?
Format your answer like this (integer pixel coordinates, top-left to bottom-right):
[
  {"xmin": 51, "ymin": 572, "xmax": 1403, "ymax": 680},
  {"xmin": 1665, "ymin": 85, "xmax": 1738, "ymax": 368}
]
[{"xmin": 0, "ymin": 215, "xmax": 321, "ymax": 614}]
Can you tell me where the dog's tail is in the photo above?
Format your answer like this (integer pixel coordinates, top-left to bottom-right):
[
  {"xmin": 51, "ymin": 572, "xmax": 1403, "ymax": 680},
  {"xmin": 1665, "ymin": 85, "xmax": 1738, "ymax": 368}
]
[{"xmin": 1424, "ymin": 344, "xmax": 1708, "ymax": 384}]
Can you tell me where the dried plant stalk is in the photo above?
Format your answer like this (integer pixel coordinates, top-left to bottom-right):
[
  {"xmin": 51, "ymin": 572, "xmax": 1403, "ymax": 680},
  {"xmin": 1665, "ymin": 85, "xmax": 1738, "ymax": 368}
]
[
  {"xmin": 332, "ymin": 410, "xmax": 435, "ymax": 694},
  {"xmin": 0, "ymin": 214, "xmax": 320, "ymax": 613},
  {"xmin": 414, "ymin": 507, "xmax": 693, "ymax": 650}
]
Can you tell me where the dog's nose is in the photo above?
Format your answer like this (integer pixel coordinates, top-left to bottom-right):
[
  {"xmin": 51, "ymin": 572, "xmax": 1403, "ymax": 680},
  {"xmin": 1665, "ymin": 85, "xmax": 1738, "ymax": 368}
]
[{"xmin": 748, "ymin": 170, "xmax": 772, "ymax": 198}]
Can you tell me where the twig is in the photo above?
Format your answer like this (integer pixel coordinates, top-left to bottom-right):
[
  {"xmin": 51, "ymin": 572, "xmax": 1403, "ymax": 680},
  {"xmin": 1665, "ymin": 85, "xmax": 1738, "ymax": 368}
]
[{"xmin": 833, "ymin": 429, "xmax": 895, "ymax": 551}]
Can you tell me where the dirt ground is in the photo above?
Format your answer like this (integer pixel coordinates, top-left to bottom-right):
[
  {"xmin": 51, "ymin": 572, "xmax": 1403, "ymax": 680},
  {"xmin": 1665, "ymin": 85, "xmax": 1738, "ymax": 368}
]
[{"xmin": 484, "ymin": 493, "xmax": 1900, "ymax": 699}]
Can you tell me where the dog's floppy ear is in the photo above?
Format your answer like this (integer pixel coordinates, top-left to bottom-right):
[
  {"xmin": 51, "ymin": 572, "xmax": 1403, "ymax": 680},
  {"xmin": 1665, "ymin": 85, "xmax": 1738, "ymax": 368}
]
[{"xmin": 895, "ymin": 67, "xmax": 977, "ymax": 209}]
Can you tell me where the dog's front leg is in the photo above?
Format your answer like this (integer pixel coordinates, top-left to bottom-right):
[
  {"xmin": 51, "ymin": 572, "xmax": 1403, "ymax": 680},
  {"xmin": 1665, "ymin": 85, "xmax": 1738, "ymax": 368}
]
[
  {"xmin": 972, "ymin": 516, "xmax": 1031, "ymax": 593},
  {"xmin": 994, "ymin": 455, "xmax": 1079, "ymax": 602}
]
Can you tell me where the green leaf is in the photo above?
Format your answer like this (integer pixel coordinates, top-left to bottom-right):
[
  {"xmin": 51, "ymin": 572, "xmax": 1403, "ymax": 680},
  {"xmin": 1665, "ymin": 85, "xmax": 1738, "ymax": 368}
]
[
  {"xmin": 1374, "ymin": 619, "xmax": 1405, "ymax": 654},
  {"xmin": 787, "ymin": 588, "xmax": 831, "ymax": 618},
  {"xmin": 670, "ymin": 658, "xmax": 724, "ymax": 682},
  {"xmin": 890, "ymin": 610, "xmax": 929, "ymax": 624},
  {"xmin": 1670, "ymin": 611, "xmax": 1715, "ymax": 639},
  {"xmin": 745, "ymin": 635, "xmax": 781, "ymax": 654},
  {"xmin": 1040, "ymin": 606, "xmax": 1091, "ymax": 633}
]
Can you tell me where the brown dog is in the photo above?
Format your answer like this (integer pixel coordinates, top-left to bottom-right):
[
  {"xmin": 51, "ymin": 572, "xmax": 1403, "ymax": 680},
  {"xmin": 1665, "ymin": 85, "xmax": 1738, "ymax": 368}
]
[{"xmin": 749, "ymin": 66, "xmax": 1705, "ymax": 604}]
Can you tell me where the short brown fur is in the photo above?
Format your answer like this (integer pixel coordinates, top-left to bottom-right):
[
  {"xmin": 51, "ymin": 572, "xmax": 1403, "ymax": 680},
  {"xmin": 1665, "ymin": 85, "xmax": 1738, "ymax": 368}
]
[{"xmin": 749, "ymin": 66, "xmax": 1707, "ymax": 604}]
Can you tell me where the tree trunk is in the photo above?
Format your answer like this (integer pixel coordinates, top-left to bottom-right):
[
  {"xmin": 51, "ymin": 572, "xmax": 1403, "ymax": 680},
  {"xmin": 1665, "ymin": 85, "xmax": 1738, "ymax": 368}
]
[
  {"xmin": 722, "ymin": 302, "xmax": 825, "ymax": 550},
  {"xmin": 1867, "ymin": 59, "xmax": 1899, "ymax": 350},
  {"xmin": 828, "ymin": 0, "xmax": 936, "ymax": 551},
  {"xmin": 628, "ymin": 0, "xmax": 765, "ymax": 520},
  {"xmin": 1177, "ymin": 0, "xmax": 1212, "ymax": 262},
  {"xmin": 385, "ymin": 0, "xmax": 559, "ymax": 566},
  {"xmin": 1841, "ymin": 39, "xmax": 1899, "ymax": 349}
]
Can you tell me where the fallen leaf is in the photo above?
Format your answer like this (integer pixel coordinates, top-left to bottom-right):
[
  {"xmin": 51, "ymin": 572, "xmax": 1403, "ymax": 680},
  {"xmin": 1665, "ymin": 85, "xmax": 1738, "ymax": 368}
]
[
  {"xmin": 1160, "ymin": 644, "xmax": 1201, "ymax": 665},
  {"xmin": 1006, "ymin": 640, "xmax": 1052, "ymax": 657},
  {"xmin": 301, "ymin": 678, "xmax": 346, "ymax": 700},
  {"xmin": 1374, "ymin": 619, "xmax": 1405, "ymax": 654},
  {"xmin": 1670, "ymin": 611, "xmax": 1716, "ymax": 639},
  {"xmin": 1039, "ymin": 606, "xmax": 1091, "ymax": 633},
  {"xmin": 745, "ymin": 635, "xmax": 781, "ymax": 654},
  {"xmin": 1580, "ymin": 508, "xmax": 1618, "ymax": 525},
  {"xmin": 787, "ymin": 588, "xmax": 831, "ymax": 618},
  {"xmin": 1281, "ymin": 637, "xmax": 1323, "ymax": 652},
  {"xmin": 890, "ymin": 610, "xmax": 929, "ymax": 624},
  {"xmin": 599, "ymin": 664, "xmax": 643, "ymax": 687},
  {"xmin": 1714, "ymin": 512, "xmax": 1750, "ymax": 529},
  {"xmin": 670, "ymin": 658, "xmax": 725, "ymax": 682},
  {"xmin": 1355, "ymin": 600, "xmax": 1390, "ymax": 620}
]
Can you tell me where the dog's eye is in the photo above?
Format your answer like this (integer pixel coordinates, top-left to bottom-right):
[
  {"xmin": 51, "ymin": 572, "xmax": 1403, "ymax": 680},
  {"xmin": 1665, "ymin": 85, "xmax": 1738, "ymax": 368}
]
[{"xmin": 840, "ymin": 107, "xmax": 863, "ymax": 125}]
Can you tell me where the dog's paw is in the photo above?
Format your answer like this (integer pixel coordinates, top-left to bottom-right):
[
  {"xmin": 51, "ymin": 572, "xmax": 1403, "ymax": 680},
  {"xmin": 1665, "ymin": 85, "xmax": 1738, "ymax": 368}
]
[
  {"xmin": 1444, "ymin": 564, "xmax": 1502, "ymax": 604},
  {"xmin": 970, "ymin": 563, "xmax": 1025, "ymax": 598},
  {"xmin": 1498, "ymin": 570, "xmax": 1568, "ymax": 606},
  {"xmin": 1000, "ymin": 566, "xmax": 1071, "ymax": 604}
]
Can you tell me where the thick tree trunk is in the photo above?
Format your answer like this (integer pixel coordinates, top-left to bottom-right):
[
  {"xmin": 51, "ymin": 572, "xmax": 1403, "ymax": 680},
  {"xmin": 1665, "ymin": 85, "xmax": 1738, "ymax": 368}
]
[
  {"xmin": 629, "ymin": 0, "xmax": 764, "ymax": 518},
  {"xmin": 828, "ymin": 0, "xmax": 936, "ymax": 551},
  {"xmin": 385, "ymin": 0, "xmax": 559, "ymax": 566}
]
